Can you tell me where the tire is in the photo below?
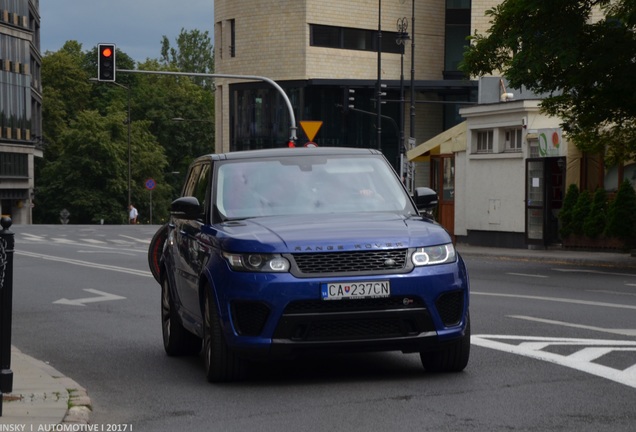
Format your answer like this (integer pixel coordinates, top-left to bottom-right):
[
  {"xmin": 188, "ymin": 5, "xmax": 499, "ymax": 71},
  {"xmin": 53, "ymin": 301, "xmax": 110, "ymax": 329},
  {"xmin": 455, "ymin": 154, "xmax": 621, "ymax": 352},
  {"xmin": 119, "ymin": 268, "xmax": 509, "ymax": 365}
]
[
  {"xmin": 149, "ymin": 224, "xmax": 169, "ymax": 283},
  {"xmin": 420, "ymin": 312, "xmax": 471, "ymax": 373},
  {"xmin": 161, "ymin": 276, "xmax": 202, "ymax": 356},
  {"xmin": 203, "ymin": 287, "xmax": 246, "ymax": 383}
]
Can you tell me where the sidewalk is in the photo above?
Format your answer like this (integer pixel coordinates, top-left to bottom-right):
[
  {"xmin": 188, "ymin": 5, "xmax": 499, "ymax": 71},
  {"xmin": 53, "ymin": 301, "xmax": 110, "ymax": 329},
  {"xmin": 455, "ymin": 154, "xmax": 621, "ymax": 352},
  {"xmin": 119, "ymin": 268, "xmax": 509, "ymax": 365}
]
[
  {"xmin": 0, "ymin": 346, "xmax": 91, "ymax": 427},
  {"xmin": 456, "ymin": 243, "xmax": 636, "ymax": 268},
  {"xmin": 0, "ymin": 245, "xmax": 634, "ymax": 427}
]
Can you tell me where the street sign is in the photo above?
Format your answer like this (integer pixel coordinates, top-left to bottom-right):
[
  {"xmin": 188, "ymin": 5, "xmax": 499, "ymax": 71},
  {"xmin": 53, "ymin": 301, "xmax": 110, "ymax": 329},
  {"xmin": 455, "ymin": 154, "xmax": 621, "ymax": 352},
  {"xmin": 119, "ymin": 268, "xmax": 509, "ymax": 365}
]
[
  {"xmin": 300, "ymin": 121, "xmax": 323, "ymax": 142},
  {"xmin": 145, "ymin": 178, "xmax": 156, "ymax": 191}
]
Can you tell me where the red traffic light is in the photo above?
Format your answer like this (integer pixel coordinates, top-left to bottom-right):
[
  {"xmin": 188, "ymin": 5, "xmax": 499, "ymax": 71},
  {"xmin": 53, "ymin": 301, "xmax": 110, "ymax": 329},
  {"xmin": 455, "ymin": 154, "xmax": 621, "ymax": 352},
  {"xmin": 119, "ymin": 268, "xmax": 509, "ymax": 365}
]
[{"xmin": 97, "ymin": 43, "xmax": 116, "ymax": 82}]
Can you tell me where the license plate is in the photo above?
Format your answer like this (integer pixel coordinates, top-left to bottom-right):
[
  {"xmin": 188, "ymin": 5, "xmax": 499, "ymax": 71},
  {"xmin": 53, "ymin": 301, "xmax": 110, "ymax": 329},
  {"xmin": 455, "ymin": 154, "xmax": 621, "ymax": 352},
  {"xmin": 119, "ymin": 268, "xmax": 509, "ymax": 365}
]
[{"xmin": 321, "ymin": 281, "xmax": 391, "ymax": 300}]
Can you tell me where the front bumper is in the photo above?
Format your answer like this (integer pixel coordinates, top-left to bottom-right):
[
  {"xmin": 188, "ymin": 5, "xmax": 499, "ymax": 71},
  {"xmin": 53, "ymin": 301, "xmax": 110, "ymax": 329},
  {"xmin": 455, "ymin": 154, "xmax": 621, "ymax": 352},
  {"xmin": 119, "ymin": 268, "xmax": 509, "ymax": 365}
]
[{"xmin": 207, "ymin": 259, "xmax": 469, "ymax": 358}]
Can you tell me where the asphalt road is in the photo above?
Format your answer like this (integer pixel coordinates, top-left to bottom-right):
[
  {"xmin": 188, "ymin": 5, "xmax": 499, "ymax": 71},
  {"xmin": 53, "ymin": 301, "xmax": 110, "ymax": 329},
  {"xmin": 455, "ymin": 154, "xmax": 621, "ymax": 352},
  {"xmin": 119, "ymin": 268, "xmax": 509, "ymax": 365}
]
[{"xmin": 7, "ymin": 224, "xmax": 636, "ymax": 431}]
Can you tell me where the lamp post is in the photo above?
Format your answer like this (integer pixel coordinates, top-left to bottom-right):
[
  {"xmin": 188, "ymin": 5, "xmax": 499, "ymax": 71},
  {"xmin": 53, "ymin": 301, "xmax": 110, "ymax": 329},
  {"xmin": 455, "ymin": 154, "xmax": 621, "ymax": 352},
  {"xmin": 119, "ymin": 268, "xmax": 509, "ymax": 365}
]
[{"xmin": 396, "ymin": 17, "xmax": 410, "ymax": 182}]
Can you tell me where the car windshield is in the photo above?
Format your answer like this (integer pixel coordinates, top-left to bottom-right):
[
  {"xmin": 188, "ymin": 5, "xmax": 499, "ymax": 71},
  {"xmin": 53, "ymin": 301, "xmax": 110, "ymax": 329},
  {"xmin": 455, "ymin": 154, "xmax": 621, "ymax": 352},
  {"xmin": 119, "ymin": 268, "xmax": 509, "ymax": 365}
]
[{"xmin": 215, "ymin": 155, "xmax": 412, "ymax": 219}]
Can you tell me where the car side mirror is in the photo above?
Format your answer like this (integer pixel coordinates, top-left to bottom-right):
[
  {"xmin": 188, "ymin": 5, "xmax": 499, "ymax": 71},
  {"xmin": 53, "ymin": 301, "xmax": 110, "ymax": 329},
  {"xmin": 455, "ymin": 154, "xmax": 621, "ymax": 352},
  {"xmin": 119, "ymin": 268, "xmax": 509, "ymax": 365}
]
[
  {"xmin": 170, "ymin": 196, "xmax": 202, "ymax": 220},
  {"xmin": 413, "ymin": 187, "xmax": 438, "ymax": 211}
]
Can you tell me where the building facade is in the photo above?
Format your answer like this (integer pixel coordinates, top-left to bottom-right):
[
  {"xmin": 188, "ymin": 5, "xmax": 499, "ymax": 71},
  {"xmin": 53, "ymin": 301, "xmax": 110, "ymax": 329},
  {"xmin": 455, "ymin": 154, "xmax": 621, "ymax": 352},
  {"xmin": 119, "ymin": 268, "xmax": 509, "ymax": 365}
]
[
  {"xmin": 213, "ymin": 0, "xmax": 481, "ymax": 179},
  {"xmin": 0, "ymin": 0, "xmax": 42, "ymax": 224}
]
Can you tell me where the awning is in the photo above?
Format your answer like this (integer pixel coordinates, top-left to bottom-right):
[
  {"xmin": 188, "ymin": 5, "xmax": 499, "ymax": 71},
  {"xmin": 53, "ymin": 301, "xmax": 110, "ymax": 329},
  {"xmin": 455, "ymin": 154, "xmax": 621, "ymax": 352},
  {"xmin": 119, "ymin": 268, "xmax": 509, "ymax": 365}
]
[{"xmin": 407, "ymin": 121, "xmax": 467, "ymax": 162}]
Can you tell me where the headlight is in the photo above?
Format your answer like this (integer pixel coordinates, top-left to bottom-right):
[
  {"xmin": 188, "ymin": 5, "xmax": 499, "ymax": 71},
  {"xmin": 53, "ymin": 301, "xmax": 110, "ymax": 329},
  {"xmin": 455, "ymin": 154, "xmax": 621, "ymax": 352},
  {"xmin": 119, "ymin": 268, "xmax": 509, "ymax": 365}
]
[
  {"xmin": 411, "ymin": 243, "xmax": 456, "ymax": 266},
  {"xmin": 222, "ymin": 252, "xmax": 290, "ymax": 272}
]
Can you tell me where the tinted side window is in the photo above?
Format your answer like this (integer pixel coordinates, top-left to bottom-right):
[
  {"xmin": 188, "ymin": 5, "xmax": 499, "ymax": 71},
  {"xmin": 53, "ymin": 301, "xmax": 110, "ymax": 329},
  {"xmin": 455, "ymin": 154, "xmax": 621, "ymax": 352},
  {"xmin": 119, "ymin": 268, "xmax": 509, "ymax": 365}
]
[
  {"xmin": 193, "ymin": 163, "xmax": 211, "ymax": 210},
  {"xmin": 182, "ymin": 164, "xmax": 202, "ymax": 197},
  {"xmin": 182, "ymin": 162, "xmax": 211, "ymax": 219}
]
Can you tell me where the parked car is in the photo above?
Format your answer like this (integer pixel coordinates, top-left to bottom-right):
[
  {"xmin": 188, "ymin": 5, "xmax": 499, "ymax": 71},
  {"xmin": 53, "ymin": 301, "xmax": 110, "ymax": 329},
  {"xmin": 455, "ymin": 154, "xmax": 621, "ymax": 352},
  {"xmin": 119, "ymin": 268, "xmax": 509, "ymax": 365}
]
[{"xmin": 151, "ymin": 147, "xmax": 470, "ymax": 382}]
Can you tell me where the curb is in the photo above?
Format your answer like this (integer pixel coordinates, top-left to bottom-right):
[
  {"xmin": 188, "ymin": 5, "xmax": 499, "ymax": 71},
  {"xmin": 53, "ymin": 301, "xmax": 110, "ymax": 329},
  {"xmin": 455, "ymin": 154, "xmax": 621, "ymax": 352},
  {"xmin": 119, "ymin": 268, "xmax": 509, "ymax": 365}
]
[{"xmin": 36, "ymin": 357, "xmax": 93, "ymax": 425}]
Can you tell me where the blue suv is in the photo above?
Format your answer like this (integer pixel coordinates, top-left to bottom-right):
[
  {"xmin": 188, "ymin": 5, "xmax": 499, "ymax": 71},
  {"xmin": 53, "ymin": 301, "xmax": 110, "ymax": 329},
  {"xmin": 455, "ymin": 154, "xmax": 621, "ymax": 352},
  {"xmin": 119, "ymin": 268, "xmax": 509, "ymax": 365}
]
[{"xmin": 151, "ymin": 147, "xmax": 470, "ymax": 382}]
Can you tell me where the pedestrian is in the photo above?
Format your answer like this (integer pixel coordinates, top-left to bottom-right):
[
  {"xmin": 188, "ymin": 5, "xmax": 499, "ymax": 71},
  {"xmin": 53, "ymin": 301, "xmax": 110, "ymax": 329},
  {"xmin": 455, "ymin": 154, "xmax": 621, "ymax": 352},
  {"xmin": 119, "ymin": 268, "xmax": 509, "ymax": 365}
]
[{"xmin": 128, "ymin": 204, "xmax": 138, "ymax": 224}]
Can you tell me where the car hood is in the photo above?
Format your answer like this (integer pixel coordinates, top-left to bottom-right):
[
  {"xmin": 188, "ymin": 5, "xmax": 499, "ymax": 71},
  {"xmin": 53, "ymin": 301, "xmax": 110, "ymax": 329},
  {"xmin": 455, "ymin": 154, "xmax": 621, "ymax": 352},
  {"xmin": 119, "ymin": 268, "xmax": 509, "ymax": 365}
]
[{"xmin": 213, "ymin": 213, "xmax": 451, "ymax": 253}]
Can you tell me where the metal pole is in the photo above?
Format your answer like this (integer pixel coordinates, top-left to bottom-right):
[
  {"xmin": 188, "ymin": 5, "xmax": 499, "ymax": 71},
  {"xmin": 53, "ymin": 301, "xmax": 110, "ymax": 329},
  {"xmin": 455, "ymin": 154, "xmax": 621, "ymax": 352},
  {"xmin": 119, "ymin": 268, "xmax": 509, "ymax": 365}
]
[
  {"xmin": 409, "ymin": 0, "xmax": 415, "ymax": 142},
  {"xmin": 397, "ymin": 17, "xmax": 409, "ymax": 182},
  {"xmin": 88, "ymin": 79, "xmax": 132, "ymax": 207},
  {"xmin": 0, "ymin": 216, "xmax": 15, "ymax": 416},
  {"xmin": 117, "ymin": 70, "xmax": 298, "ymax": 144},
  {"xmin": 409, "ymin": 0, "xmax": 416, "ymax": 192},
  {"xmin": 377, "ymin": 0, "xmax": 382, "ymax": 151},
  {"xmin": 127, "ymin": 88, "xmax": 131, "ymax": 207}
]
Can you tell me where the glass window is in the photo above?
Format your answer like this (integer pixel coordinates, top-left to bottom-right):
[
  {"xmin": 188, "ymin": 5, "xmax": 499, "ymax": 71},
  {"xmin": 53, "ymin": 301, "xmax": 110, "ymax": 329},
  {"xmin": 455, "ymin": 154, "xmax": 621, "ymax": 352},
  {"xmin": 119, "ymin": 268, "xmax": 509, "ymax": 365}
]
[
  {"xmin": 216, "ymin": 156, "xmax": 411, "ymax": 220},
  {"xmin": 310, "ymin": 25, "xmax": 401, "ymax": 54},
  {"xmin": 475, "ymin": 130, "xmax": 493, "ymax": 153},
  {"xmin": 0, "ymin": 152, "xmax": 28, "ymax": 177},
  {"xmin": 505, "ymin": 128, "xmax": 523, "ymax": 152}
]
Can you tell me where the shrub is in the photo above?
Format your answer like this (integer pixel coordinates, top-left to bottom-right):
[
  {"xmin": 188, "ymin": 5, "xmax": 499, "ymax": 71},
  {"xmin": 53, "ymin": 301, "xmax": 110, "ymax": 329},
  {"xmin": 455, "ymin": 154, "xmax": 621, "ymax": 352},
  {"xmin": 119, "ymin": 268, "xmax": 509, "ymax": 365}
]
[
  {"xmin": 559, "ymin": 184, "xmax": 579, "ymax": 238},
  {"xmin": 582, "ymin": 188, "xmax": 607, "ymax": 238},
  {"xmin": 571, "ymin": 190, "xmax": 592, "ymax": 236},
  {"xmin": 605, "ymin": 179, "xmax": 636, "ymax": 241}
]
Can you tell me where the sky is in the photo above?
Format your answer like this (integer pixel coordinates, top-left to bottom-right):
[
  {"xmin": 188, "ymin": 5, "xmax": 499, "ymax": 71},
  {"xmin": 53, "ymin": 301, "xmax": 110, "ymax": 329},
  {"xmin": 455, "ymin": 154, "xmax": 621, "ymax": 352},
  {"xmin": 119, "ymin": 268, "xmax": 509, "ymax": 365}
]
[{"xmin": 40, "ymin": 0, "xmax": 215, "ymax": 63}]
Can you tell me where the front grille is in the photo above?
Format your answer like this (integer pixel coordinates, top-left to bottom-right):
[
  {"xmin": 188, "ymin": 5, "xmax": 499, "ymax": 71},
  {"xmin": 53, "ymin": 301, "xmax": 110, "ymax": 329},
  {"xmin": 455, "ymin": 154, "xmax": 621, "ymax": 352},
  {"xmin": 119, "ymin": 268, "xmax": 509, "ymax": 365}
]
[
  {"xmin": 291, "ymin": 249, "xmax": 408, "ymax": 275},
  {"xmin": 231, "ymin": 301, "xmax": 270, "ymax": 336},
  {"xmin": 435, "ymin": 291, "xmax": 464, "ymax": 326}
]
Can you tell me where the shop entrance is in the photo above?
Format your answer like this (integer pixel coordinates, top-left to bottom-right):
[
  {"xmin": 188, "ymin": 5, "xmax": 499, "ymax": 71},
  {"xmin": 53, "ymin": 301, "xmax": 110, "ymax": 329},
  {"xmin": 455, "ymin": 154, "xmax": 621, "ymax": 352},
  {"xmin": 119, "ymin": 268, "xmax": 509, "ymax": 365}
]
[
  {"xmin": 431, "ymin": 155, "xmax": 455, "ymax": 239},
  {"xmin": 525, "ymin": 157, "xmax": 566, "ymax": 247}
]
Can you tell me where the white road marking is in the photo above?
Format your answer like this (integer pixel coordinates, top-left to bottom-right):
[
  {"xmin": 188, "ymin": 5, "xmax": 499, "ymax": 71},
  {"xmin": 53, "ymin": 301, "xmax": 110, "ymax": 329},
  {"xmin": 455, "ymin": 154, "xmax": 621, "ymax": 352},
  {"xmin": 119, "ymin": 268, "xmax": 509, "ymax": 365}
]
[
  {"xmin": 53, "ymin": 288, "xmax": 126, "ymax": 306},
  {"xmin": 508, "ymin": 315, "xmax": 636, "ymax": 337},
  {"xmin": 472, "ymin": 291, "xmax": 636, "ymax": 310},
  {"xmin": 587, "ymin": 289, "xmax": 636, "ymax": 297},
  {"xmin": 553, "ymin": 268, "xmax": 636, "ymax": 278},
  {"xmin": 77, "ymin": 250, "xmax": 137, "ymax": 256},
  {"xmin": 506, "ymin": 272, "xmax": 548, "ymax": 278},
  {"xmin": 80, "ymin": 238, "xmax": 108, "ymax": 244},
  {"xmin": 472, "ymin": 335, "xmax": 636, "ymax": 389},
  {"xmin": 119, "ymin": 234, "xmax": 151, "ymax": 244},
  {"xmin": 16, "ymin": 250, "xmax": 152, "ymax": 277}
]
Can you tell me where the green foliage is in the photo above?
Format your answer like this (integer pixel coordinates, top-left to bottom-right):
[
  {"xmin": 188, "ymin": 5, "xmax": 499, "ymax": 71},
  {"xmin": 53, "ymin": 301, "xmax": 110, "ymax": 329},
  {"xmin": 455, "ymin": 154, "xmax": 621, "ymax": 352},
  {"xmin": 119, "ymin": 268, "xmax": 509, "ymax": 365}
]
[
  {"xmin": 571, "ymin": 190, "xmax": 592, "ymax": 236},
  {"xmin": 559, "ymin": 184, "xmax": 579, "ymax": 238},
  {"xmin": 37, "ymin": 32, "xmax": 215, "ymax": 224},
  {"xmin": 461, "ymin": 0, "xmax": 636, "ymax": 164},
  {"xmin": 605, "ymin": 180, "xmax": 636, "ymax": 240},
  {"xmin": 582, "ymin": 188, "xmax": 607, "ymax": 238},
  {"xmin": 161, "ymin": 28, "xmax": 215, "ymax": 89}
]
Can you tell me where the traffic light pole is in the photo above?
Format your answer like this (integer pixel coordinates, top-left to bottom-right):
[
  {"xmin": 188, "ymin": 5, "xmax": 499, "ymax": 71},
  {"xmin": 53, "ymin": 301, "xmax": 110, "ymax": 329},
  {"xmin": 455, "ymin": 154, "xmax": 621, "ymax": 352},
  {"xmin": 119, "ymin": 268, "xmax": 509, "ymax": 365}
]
[{"xmin": 116, "ymin": 69, "xmax": 298, "ymax": 144}]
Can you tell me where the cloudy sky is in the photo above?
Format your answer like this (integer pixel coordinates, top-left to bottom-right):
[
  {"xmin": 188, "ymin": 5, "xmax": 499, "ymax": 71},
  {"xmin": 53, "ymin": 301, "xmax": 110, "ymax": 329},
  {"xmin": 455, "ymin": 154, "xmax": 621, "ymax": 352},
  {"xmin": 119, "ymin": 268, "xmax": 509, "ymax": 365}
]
[{"xmin": 40, "ymin": 0, "xmax": 215, "ymax": 62}]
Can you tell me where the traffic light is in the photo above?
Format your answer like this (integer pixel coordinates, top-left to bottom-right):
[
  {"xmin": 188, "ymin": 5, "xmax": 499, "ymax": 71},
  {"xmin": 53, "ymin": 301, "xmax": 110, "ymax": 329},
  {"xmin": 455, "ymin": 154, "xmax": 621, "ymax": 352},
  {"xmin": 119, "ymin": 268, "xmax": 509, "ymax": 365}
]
[{"xmin": 98, "ymin": 44, "xmax": 116, "ymax": 82}]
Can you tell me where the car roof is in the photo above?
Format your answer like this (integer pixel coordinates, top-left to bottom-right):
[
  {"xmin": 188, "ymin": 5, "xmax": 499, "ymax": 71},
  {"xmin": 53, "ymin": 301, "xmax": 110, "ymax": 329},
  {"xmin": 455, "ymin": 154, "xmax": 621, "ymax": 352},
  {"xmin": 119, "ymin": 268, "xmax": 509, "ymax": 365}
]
[{"xmin": 194, "ymin": 147, "xmax": 384, "ymax": 162}]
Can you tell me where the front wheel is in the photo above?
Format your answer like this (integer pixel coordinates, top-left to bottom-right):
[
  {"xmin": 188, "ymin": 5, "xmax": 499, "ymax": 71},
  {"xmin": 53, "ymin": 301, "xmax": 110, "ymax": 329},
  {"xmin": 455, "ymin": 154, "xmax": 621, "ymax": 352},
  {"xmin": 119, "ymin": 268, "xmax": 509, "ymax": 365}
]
[
  {"xmin": 161, "ymin": 276, "xmax": 201, "ymax": 356},
  {"xmin": 420, "ymin": 313, "xmax": 471, "ymax": 372},
  {"xmin": 203, "ymin": 287, "xmax": 246, "ymax": 382}
]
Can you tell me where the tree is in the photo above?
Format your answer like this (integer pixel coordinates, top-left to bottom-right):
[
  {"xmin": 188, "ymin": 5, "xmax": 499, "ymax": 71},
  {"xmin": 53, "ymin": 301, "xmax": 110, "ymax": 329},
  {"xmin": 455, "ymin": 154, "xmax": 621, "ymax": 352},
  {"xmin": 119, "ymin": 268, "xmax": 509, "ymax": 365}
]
[
  {"xmin": 36, "ymin": 110, "xmax": 168, "ymax": 224},
  {"xmin": 583, "ymin": 188, "xmax": 607, "ymax": 238},
  {"xmin": 605, "ymin": 179, "xmax": 636, "ymax": 241},
  {"xmin": 38, "ymin": 35, "xmax": 214, "ymax": 224},
  {"xmin": 161, "ymin": 28, "xmax": 215, "ymax": 89},
  {"xmin": 136, "ymin": 59, "xmax": 215, "ymax": 193},
  {"xmin": 571, "ymin": 189, "xmax": 592, "ymax": 236},
  {"xmin": 461, "ymin": 0, "xmax": 636, "ymax": 164},
  {"xmin": 559, "ymin": 184, "xmax": 579, "ymax": 238}
]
